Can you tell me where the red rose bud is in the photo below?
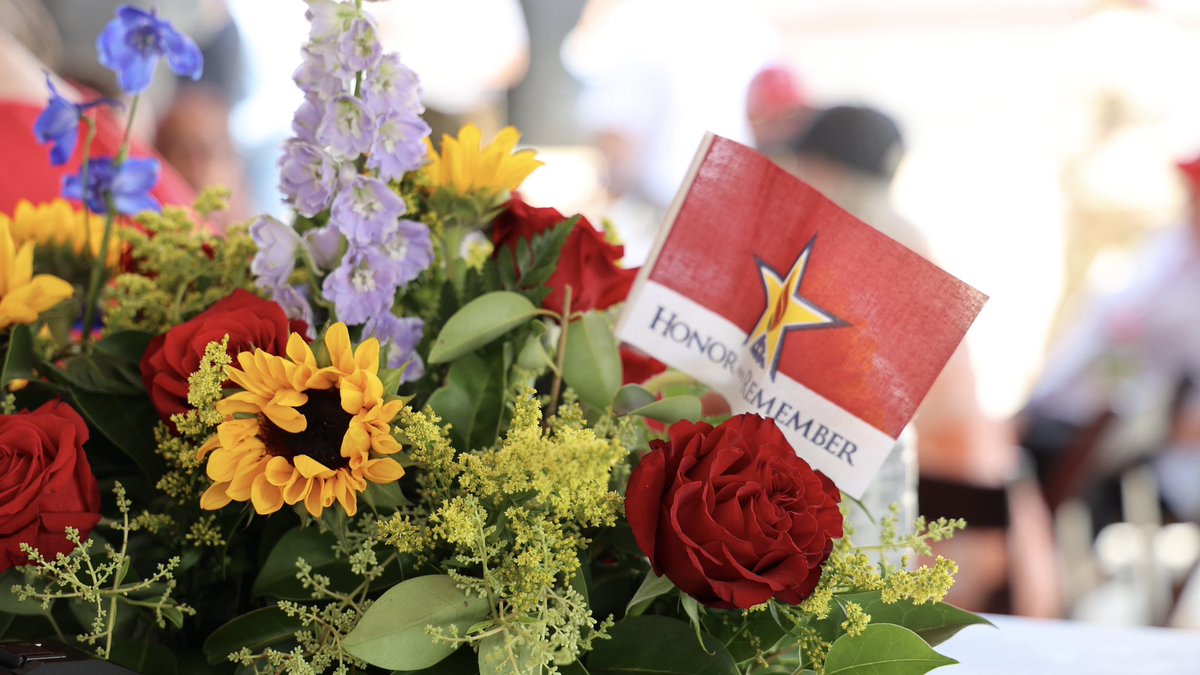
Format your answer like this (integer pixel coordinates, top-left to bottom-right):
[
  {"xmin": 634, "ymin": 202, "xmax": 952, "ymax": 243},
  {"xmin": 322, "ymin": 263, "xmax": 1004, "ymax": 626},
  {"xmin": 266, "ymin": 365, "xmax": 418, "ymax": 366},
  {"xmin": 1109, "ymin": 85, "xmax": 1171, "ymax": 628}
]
[
  {"xmin": 625, "ymin": 413, "xmax": 843, "ymax": 610},
  {"xmin": 0, "ymin": 402, "xmax": 101, "ymax": 572},
  {"xmin": 140, "ymin": 289, "xmax": 307, "ymax": 424},
  {"xmin": 491, "ymin": 193, "xmax": 637, "ymax": 315}
]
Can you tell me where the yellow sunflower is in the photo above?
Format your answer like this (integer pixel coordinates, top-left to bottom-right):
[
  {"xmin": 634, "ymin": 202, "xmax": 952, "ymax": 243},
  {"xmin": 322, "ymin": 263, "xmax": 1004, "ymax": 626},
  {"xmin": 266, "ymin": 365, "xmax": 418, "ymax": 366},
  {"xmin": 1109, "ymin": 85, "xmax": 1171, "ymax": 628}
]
[
  {"xmin": 0, "ymin": 217, "xmax": 73, "ymax": 331},
  {"xmin": 1, "ymin": 199, "xmax": 120, "ymax": 268},
  {"xmin": 423, "ymin": 124, "xmax": 542, "ymax": 195},
  {"xmin": 197, "ymin": 323, "xmax": 406, "ymax": 518}
]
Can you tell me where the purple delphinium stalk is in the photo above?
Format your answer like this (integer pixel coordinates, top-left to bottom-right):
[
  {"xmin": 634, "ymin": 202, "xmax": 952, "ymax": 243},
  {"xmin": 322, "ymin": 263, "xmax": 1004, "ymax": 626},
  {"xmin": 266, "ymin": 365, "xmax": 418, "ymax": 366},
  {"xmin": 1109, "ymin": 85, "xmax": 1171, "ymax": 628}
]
[
  {"xmin": 279, "ymin": 140, "xmax": 337, "ymax": 217},
  {"xmin": 317, "ymin": 95, "xmax": 375, "ymax": 160},
  {"xmin": 291, "ymin": 96, "xmax": 325, "ymax": 144},
  {"xmin": 96, "ymin": 6, "xmax": 203, "ymax": 95},
  {"xmin": 303, "ymin": 224, "xmax": 344, "ymax": 271},
  {"xmin": 363, "ymin": 313, "xmax": 425, "ymax": 379},
  {"xmin": 380, "ymin": 219, "xmax": 435, "ymax": 287},
  {"xmin": 322, "ymin": 247, "xmax": 399, "ymax": 325},
  {"xmin": 250, "ymin": 216, "xmax": 303, "ymax": 289},
  {"xmin": 362, "ymin": 54, "xmax": 423, "ymax": 118},
  {"xmin": 63, "ymin": 157, "xmax": 160, "ymax": 215},
  {"xmin": 367, "ymin": 112, "xmax": 430, "ymax": 182},
  {"xmin": 306, "ymin": 0, "xmax": 359, "ymax": 43},
  {"xmin": 329, "ymin": 175, "xmax": 405, "ymax": 246}
]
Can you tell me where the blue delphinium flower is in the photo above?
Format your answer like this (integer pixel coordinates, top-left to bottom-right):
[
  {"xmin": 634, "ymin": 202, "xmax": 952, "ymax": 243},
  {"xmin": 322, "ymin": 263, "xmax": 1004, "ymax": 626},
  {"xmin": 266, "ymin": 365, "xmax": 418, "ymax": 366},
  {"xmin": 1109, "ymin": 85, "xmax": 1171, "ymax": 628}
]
[
  {"xmin": 268, "ymin": 284, "xmax": 316, "ymax": 337},
  {"xmin": 362, "ymin": 54, "xmax": 423, "ymax": 117},
  {"xmin": 336, "ymin": 17, "xmax": 382, "ymax": 72},
  {"xmin": 279, "ymin": 140, "xmax": 337, "ymax": 217},
  {"xmin": 363, "ymin": 313, "xmax": 425, "ymax": 378},
  {"xmin": 380, "ymin": 219, "xmax": 434, "ymax": 287},
  {"xmin": 322, "ymin": 247, "xmax": 399, "ymax": 325},
  {"xmin": 293, "ymin": 45, "xmax": 347, "ymax": 101},
  {"xmin": 368, "ymin": 112, "xmax": 430, "ymax": 182},
  {"xmin": 96, "ymin": 6, "xmax": 203, "ymax": 95},
  {"xmin": 317, "ymin": 95, "xmax": 375, "ymax": 160},
  {"xmin": 330, "ymin": 175, "xmax": 405, "ymax": 246},
  {"xmin": 62, "ymin": 157, "xmax": 160, "ymax": 215},
  {"xmin": 33, "ymin": 75, "xmax": 117, "ymax": 167},
  {"xmin": 250, "ymin": 215, "xmax": 304, "ymax": 289}
]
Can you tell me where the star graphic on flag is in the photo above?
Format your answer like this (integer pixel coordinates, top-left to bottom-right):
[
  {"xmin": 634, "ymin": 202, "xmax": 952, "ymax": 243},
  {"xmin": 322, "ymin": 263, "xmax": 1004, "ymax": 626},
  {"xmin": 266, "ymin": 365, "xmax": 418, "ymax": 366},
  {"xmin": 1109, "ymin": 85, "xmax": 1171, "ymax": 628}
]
[{"xmin": 745, "ymin": 237, "xmax": 847, "ymax": 380}]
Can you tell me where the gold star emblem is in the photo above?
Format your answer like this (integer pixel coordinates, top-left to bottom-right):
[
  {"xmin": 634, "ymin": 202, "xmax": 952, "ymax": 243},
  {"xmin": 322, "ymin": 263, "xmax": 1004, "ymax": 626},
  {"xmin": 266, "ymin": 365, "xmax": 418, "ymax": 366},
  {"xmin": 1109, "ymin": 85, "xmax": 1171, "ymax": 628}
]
[{"xmin": 745, "ymin": 237, "xmax": 846, "ymax": 380}]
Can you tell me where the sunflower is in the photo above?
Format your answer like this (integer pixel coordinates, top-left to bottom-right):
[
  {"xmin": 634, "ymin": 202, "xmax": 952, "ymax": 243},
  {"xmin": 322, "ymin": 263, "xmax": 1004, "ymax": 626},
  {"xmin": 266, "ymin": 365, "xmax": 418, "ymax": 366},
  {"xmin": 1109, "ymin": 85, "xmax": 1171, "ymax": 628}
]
[
  {"xmin": 1, "ymin": 199, "xmax": 120, "ymax": 268},
  {"xmin": 423, "ymin": 124, "xmax": 542, "ymax": 195},
  {"xmin": 197, "ymin": 323, "xmax": 406, "ymax": 517},
  {"xmin": 0, "ymin": 217, "xmax": 73, "ymax": 331}
]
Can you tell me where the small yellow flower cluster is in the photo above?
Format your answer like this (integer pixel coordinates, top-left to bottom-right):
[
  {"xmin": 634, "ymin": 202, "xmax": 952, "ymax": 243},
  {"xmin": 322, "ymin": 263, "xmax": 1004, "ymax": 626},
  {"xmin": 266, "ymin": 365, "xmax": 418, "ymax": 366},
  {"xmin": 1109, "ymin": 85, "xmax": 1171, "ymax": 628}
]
[{"xmin": 839, "ymin": 601, "xmax": 871, "ymax": 637}]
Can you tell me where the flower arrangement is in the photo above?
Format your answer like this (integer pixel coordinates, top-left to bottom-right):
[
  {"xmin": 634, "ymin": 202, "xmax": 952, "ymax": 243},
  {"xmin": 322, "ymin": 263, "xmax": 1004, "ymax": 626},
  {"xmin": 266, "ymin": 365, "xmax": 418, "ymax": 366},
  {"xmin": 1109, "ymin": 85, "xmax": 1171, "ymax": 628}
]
[{"xmin": 0, "ymin": 2, "xmax": 986, "ymax": 674}]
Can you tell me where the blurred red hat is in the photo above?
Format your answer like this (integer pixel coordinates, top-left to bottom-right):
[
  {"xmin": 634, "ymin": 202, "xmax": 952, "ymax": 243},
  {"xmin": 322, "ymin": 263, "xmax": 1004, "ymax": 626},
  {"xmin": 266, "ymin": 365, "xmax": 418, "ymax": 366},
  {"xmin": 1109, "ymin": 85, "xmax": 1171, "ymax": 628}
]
[
  {"xmin": 1177, "ymin": 155, "xmax": 1200, "ymax": 194},
  {"xmin": 747, "ymin": 65, "xmax": 807, "ymax": 124}
]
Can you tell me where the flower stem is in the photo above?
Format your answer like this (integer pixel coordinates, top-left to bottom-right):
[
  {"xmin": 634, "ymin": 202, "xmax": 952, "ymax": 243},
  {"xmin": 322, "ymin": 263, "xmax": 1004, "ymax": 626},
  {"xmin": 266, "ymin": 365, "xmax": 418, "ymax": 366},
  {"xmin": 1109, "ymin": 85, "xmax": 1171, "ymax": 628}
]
[
  {"xmin": 547, "ymin": 285, "xmax": 572, "ymax": 417},
  {"xmin": 78, "ymin": 117, "xmax": 98, "ymax": 257},
  {"xmin": 116, "ymin": 95, "xmax": 140, "ymax": 163},
  {"xmin": 80, "ymin": 197, "xmax": 118, "ymax": 346}
]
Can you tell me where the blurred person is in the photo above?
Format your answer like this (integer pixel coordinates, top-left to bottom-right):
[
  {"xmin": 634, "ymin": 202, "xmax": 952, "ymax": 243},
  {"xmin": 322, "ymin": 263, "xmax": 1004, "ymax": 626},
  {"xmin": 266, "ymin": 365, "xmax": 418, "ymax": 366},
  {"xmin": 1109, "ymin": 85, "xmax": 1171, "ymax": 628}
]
[
  {"xmin": 154, "ymin": 85, "xmax": 254, "ymax": 226},
  {"xmin": 563, "ymin": 0, "xmax": 778, "ymax": 266},
  {"xmin": 1024, "ymin": 155, "xmax": 1200, "ymax": 529},
  {"xmin": 746, "ymin": 64, "xmax": 811, "ymax": 161},
  {"xmin": 0, "ymin": 9, "xmax": 193, "ymax": 215},
  {"xmin": 784, "ymin": 105, "xmax": 1061, "ymax": 618}
]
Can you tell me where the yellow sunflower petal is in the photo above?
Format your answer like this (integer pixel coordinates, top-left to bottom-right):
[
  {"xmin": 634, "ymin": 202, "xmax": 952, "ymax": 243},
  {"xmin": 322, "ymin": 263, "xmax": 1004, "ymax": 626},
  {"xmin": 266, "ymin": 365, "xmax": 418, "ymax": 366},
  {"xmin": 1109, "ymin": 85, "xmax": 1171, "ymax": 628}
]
[
  {"xmin": 251, "ymin": 474, "xmax": 285, "ymax": 514},
  {"xmin": 342, "ymin": 421, "xmax": 372, "ymax": 457},
  {"xmin": 304, "ymin": 479, "xmax": 325, "ymax": 517},
  {"xmin": 264, "ymin": 456, "xmax": 297, "ymax": 486},
  {"xmin": 353, "ymin": 337, "xmax": 380, "ymax": 374},
  {"xmin": 283, "ymin": 475, "xmax": 312, "ymax": 505},
  {"xmin": 333, "ymin": 474, "xmax": 357, "ymax": 517},
  {"xmin": 362, "ymin": 457, "xmax": 405, "ymax": 484},
  {"xmin": 200, "ymin": 482, "xmax": 233, "ymax": 510},
  {"xmin": 227, "ymin": 457, "xmax": 266, "ymax": 500},
  {"xmin": 294, "ymin": 454, "xmax": 334, "ymax": 479},
  {"xmin": 324, "ymin": 323, "xmax": 355, "ymax": 373}
]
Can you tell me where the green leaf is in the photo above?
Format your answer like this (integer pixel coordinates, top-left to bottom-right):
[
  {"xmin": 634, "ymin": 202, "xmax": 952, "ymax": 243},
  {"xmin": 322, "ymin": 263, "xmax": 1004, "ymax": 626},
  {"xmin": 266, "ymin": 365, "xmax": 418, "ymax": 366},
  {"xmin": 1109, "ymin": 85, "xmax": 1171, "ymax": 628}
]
[
  {"xmin": 427, "ymin": 350, "xmax": 505, "ymax": 452},
  {"xmin": 625, "ymin": 569, "xmax": 674, "ymax": 617},
  {"xmin": 0, "ymin": 573, "xmax": 47, "ymax": 615},
  {"xmin": 832, "ymin": 592, "xmax": 992, "ymax": 647},
  {"xmin": 342, "ymin": 574, "xmax": 490, "ymax": 670},
  {"xmin": 562, "ymin": 312, "xmax": 621, "ymax": 410},
  {"xmin": 95, "ymin": 331, "xmax": 156, "ymax": 362},
  {"xmin": 109, "ymin": 638, "xmax": 178, "ymax": 675},
  {"xmin": 823, "ymin": 623, "xmax": 957, "ymax": 675},
  {"xmin": 428, "ymin": 291, "xmax": 544, "ymax": 364},
  {"xmin": 391, "ymin": 646, "xmax": 477, "ymax": 674},
  {"xmin": 63, "ymin": 353, "xmax": 145, "ymax": 394},
  {"xmin": 517, "ymin": 216, "xmax": 577, "ymax": 290},
  {"xmin": 558, "ymin": 662, "xmax": 591, "ymax": 675},
  {"xmin": 479, "ymin": 630, "xmax": 537, "ymax": 675},
  {"xmin": 587, "ymin": 615, "xmax": 737, "ymax": 675},
  {"xmin": 1, "ymin": 324, "xmax": 33, "ymax": 388},
  {"xmin": 203, "ymin": 606, "xmax": 304, "ymax": 666},
  {"xmin": 252, "ymin": 527, "xmax": 358, "ymax": 600},
  {"xmin": 70, "ymin": 389, "xmax": 162, "ymax": 476},
  {"xmin": 613, "ymin": 385, "xmax": 701, "ymax": 425}
]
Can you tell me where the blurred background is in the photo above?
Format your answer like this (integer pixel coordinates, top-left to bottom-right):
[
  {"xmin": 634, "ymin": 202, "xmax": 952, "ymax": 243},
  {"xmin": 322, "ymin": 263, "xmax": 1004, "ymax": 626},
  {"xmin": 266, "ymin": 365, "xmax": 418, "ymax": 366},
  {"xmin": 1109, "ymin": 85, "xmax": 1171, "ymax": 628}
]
[{"xmin": 5, "ymin": 0, "xmax": 1200, "ymax": 631}]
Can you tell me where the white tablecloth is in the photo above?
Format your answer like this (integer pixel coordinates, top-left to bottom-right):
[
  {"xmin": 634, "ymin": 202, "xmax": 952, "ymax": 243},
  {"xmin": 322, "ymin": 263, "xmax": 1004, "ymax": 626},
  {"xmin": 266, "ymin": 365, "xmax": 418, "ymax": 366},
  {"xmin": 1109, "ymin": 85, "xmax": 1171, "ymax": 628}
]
[{"xmin": 939, "ymin": 614, "xmax": 1200, "ymax": 674}]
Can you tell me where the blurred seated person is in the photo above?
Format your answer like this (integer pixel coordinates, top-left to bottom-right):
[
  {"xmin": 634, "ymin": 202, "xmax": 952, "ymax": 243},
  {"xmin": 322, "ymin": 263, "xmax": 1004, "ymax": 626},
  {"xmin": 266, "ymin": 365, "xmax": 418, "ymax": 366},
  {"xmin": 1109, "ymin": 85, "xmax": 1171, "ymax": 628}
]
[
  {"xmin": 154, "ymin": 85, "xmax": 253, "ymax": 227},
  {"xmin": 1021, "ymin": 155, "xmax": 1200, "ymax": 528},
  {"xmin": 0, "ymin": 5, "xmax": 193, "ymax": 215},
  {"xmin": 745, "ymin": 64, "xmax": 811, "ymax": 161},
  {"xmin": 782, "ymin": 106, "xmax": 1061, "ymax": 617}
]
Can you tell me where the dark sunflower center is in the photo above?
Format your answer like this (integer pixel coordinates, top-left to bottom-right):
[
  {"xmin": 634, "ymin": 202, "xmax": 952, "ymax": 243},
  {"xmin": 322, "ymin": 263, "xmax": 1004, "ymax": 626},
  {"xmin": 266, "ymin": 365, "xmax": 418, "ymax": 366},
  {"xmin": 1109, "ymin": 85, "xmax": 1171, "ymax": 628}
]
[{"xmin": 259, "ymin": 388, "xmax": 351, "ymax": 470}]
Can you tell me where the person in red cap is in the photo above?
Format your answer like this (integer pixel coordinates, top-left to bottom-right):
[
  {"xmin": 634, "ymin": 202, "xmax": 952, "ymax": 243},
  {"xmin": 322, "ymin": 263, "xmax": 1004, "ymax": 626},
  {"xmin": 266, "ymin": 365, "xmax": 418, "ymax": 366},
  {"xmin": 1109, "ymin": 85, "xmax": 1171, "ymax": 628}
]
[{"xmin": 745, "ymin": 64, "xmax": 810, "ymax": 159}]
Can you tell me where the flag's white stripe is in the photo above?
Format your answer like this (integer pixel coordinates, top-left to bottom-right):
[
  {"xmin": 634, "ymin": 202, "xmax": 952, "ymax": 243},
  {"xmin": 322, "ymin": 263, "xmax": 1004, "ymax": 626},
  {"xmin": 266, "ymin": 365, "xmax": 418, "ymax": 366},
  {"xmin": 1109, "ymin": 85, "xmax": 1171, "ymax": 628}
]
[{"xmin": 617, "ymin": 280, "xmax": 894, "ymax": 498}]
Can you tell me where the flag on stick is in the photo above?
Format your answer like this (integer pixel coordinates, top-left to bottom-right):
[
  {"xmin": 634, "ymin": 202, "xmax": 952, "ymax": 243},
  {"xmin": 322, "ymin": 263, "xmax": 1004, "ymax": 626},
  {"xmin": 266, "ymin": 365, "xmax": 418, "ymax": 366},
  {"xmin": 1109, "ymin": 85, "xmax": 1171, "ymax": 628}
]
[{"xmin": 616, "ymin": 134, "xmax": 986, "ymax": 497}]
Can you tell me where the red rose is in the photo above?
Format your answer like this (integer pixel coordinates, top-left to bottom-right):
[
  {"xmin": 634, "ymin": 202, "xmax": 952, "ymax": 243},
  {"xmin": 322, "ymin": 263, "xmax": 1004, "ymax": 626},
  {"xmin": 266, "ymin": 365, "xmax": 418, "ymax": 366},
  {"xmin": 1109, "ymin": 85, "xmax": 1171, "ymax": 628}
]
[
  {"xmin": 0, "ymin": 402, "xmax": 101, "ymax": 572},
  {"xmin": 492, "ymin": 194, "xmax": 637, "ymax": 315},
  {"xmin": 625, "ymin": 414, "xmax": 843, "ymax": 609},
  {"xmin": 140, "ymin": 289, "xmax": 306, "ymax": 423}
]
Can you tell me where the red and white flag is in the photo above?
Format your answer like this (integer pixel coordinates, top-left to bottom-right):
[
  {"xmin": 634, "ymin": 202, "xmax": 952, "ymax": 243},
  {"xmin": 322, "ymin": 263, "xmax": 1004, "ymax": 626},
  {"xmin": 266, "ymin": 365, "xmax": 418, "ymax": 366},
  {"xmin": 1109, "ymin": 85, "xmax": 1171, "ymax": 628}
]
[{"xmin": 616, "ymin": 134, "xmax": 986, "ymax": 497}]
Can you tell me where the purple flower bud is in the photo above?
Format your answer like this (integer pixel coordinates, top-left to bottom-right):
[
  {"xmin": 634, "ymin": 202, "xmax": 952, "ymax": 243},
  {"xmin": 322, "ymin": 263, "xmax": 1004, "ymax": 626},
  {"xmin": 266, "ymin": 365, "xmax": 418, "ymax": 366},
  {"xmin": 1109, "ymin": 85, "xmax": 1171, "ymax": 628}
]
[
  {"xmin": 250, "ymin": 215, "xmax": 303, "ymax": 289},
  {"xmin": 291, "ymin": 96, "xmax": 325, "ymax": 144},
  {"xmin": 317, "ymin": 95, "xmax": 375, "ymax": 160},
  {"xmin": 303, "ymin": 224, "xmax": 344, "ymax": 271},
  {"xmin": 363, "ymin": 313, "xmax": 425, "ymax": 378},
  {"xmin": 269, "ymin": 284, "xmax": 316, "ymax": 336},
  {"xmin": 367, "ymin": 111, "xmax": 430, "ymax": 182},
  {"xmin": 330, "ymin": 175, "xmax": 405, "ymax": 246},
  {"xmin": 279, "ymin": 140, "xmax": 337, "ymax": 218}
]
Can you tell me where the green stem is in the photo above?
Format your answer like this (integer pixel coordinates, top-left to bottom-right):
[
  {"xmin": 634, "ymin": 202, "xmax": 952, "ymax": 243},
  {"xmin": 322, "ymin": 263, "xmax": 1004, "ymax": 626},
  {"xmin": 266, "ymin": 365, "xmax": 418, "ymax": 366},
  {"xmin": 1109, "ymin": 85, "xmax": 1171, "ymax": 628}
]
[
  {"xmin": 116, "ymin": 95, "xmax": 140, "ymax": 162},
  {"xmin": 78, "ymin": 117, "xmax": 98, "ymax": 256},
  {"xmin": 547, "ymin": 285, "xmax": 572, "ymax": 417}
]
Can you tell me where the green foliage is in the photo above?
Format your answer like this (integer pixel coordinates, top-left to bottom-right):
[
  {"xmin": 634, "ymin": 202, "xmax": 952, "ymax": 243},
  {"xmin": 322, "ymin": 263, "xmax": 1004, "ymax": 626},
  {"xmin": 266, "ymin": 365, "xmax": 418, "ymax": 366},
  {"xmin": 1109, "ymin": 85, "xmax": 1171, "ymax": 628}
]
[
  {"xmin": 586, "ymin": 615, "xmax": 737, "ymax": 675},
  {"xmin": 342, "ymin": 575, "xmax": 490, "ymax": 670},
  {"xmin": 1, "ymin": 324, "xmax": 33, "ymax": 389},
  {"xmin": 427, "ymin": 349, "xmax": 507, "ymax": 452},
  {"xmin": 427, "ymin": 291, "xmax": 548, "ymax": 364},
  {"xmin": 822, "ymin": 624, "xmax": 957, "ymax": 675},
  {"xmin": 561, "ymin": 312, "xmax": 622, "ymax": 410},
  {"xmin": 613, "ymin": 384, "xmax": 702, "ymax": 425}
]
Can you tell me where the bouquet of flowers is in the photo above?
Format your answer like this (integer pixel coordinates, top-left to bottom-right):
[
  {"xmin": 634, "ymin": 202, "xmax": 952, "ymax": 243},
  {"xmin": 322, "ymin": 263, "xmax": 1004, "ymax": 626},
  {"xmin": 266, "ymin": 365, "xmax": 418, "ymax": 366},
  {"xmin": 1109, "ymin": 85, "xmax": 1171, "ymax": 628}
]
[{"xmin": 0, "ymin": 3, "xmax": 986, "ymax": 674}]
